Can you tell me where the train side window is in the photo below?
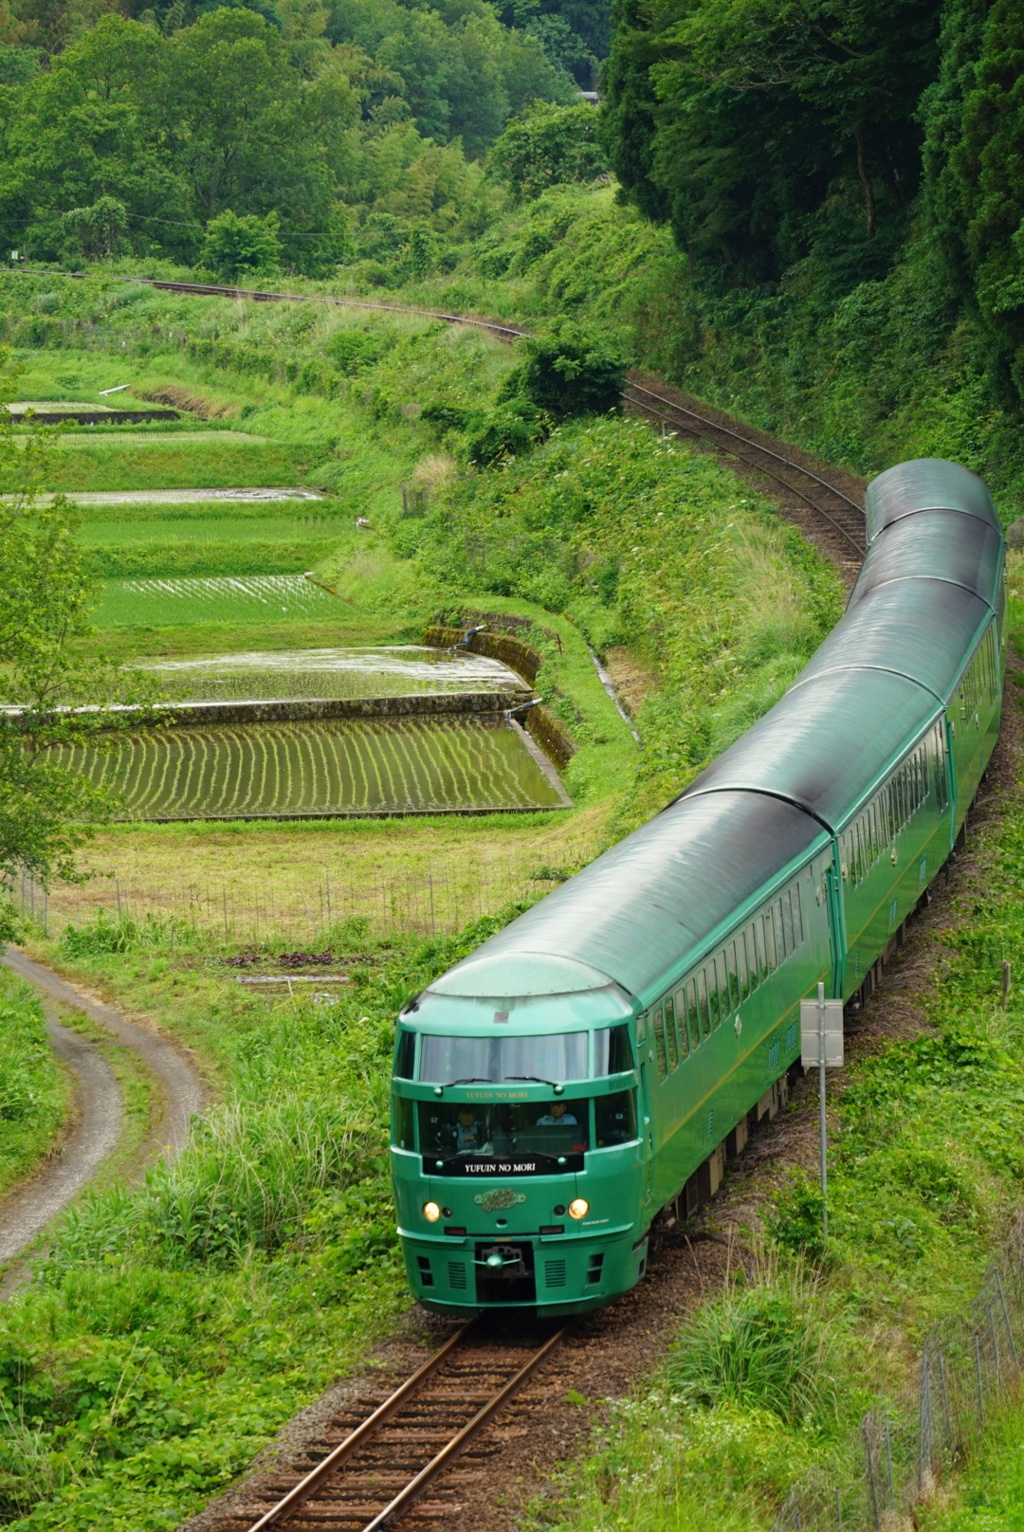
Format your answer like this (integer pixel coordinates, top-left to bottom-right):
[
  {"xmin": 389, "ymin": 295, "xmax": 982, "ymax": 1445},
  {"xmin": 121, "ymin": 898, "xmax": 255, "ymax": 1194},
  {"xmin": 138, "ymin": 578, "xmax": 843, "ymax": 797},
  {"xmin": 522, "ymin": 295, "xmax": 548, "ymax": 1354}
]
[
  {"xmin": 709, "ymin": 957, "xmax": 725, "ymax": 1029},
  {"xmin": 394, "ymin": 1028, "xmax": 416, "ymax": 1079},
  {"xmin": 594, "ymin": 1025, "xmax": 633, "ymax": 1075},
  {"xmin": 751, "ymin": 918, "xmax": 766, "ymax": 987},
  {"xmin": 771, "ymin": 899, "xmax": 785, "ymax": 961},
  {"xmin": 695, "ymin": 969, "xmax": 712, "ymax": 1040},
  {"xmin": 762, "ymin": 909, "xmax": 777, "ymax": 973},
  {"xmin": 595, "ymin": 1089, "xmax": 638, "ymax": 1147},
  {"xmin": 792, "ymin": 885, "xmax": 804, "ymax": 946},
  {"xmin": 393, "ymin": 1095, "xmax": 415, "ymax": 1150},
  {"xmin": 673, "ymin": 988, "xmax": 690, "ymax": 1057},
  {"xmin": 723, "ymin": 940, "xmax": 740, "ymax": 1010},
  {"xmin": 664, "ymin": 995, "xmax": 679, "ymax": 1072},
  {"xmin": 685, "ymin": 979, "xmax": 700, "ymax": 1049},
  {"xmin": 739, "ymin": 928, "xmax": 754, "ymax": 999},
  {"xmin": 652, "ymin": 1007, "xmax": 668, "ymax": 1079}
]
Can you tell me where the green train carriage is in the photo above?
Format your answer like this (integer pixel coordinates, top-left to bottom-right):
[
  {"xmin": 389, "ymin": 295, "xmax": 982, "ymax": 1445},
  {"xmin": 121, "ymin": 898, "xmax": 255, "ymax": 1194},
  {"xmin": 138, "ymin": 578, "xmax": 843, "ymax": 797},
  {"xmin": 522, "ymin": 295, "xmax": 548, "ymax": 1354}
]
[{"xmin": 390, "ymin": 458, "xmax": 1005, "ymax": 1315}]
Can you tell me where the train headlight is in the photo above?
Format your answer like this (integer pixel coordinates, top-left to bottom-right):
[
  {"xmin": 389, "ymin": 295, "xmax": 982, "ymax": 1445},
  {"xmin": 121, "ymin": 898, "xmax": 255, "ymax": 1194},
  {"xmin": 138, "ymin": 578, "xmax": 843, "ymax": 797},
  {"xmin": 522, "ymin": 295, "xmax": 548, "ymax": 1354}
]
[
  {"xmin": 568, "ymin": 1198, "xmax": 589, "ymax": 1220},
  {"xmin": 422, "ymin": 1201, "xmax": 441, "ymax": 1223}
]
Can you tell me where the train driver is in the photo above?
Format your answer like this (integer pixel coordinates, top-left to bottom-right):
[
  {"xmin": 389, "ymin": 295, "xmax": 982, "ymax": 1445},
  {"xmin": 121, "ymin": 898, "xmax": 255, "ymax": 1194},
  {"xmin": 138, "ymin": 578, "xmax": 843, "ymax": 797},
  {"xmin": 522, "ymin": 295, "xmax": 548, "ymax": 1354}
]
[{"xmin": 536, "ymin": 1102, "xmax": 577, "ymax": 1126}]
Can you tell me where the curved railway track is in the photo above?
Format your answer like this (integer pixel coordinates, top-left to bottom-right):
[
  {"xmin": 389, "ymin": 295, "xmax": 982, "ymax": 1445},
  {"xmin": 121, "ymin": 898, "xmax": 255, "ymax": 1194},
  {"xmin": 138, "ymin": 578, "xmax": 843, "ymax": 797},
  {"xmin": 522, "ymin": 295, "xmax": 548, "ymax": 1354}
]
[
  {"xmin": 16, "ymin": 269, "xmax": 866, "ymax": 571},
  {"xmin": 622, "ymin": 380, "xmax": 866, "ymax": 564},
  {"xmin": 209, "ymin": 1320, "xmax": 571, "ymax": 1532}
]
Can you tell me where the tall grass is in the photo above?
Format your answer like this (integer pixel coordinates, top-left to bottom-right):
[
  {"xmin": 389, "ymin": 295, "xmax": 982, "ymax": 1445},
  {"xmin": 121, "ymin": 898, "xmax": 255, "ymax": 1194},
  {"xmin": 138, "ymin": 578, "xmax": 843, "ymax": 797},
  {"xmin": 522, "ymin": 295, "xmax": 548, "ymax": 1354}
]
[{"xmin": 0, "ymin": 973, "xmax": 69, "ymax": 1196}]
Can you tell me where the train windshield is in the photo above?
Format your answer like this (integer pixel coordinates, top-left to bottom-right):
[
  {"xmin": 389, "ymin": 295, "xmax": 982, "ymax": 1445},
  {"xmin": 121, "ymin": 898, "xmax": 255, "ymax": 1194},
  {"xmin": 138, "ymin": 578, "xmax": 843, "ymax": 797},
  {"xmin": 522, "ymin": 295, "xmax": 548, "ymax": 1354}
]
[
  {"xmin": 415, "ymin": 1091, "xmax": 638, "ymax": 1158},
  {"xmin": 418, "ymin": 1031, "xmax": 589, "ymax": 1085},
  {"xmin": 419, "ymin": 1099, "xmax": 590, "ymax": 1157}
]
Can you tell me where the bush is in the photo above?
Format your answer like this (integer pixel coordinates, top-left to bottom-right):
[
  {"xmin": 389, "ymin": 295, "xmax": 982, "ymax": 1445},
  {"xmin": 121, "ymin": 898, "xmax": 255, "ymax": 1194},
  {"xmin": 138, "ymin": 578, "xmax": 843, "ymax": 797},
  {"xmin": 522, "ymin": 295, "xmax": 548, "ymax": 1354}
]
[
  {"xmin": 665, "ymin": 1265, "xmax": 854, "ymax": 1433},
  {"xmin": 501, "ymin": 320, "xmax": 627, "ymax": 419},
  {"xmin": 467, "ymin": 400, "xmax": 548, "ymax": 464},
  {"xmin": 200, "ymin": 210, "xmax": 282, "ymax": 284}
]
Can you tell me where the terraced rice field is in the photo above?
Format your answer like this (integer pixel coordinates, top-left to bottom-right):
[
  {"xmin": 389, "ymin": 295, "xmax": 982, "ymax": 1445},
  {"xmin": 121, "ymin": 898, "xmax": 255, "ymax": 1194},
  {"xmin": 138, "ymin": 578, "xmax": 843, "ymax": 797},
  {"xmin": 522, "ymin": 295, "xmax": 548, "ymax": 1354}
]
[
  {"xmin": 94, "ymin": 574, "xmax": 341, "ymax": 626},
  {"xmin": 58, "ymin": 717, "xmax": 564, "ymax": 818},
  {"xmin": 139, "ymin": 646, "xmax": 524, "ymax": 701}
]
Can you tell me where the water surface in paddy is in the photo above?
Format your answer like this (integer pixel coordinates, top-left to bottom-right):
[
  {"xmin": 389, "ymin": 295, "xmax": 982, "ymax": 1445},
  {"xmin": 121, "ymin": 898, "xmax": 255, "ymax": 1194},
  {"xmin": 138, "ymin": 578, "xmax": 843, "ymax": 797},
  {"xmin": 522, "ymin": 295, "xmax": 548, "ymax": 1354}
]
[{"xmin": 138, "ymin": 646, "xmax": 524, "ymax": 701}]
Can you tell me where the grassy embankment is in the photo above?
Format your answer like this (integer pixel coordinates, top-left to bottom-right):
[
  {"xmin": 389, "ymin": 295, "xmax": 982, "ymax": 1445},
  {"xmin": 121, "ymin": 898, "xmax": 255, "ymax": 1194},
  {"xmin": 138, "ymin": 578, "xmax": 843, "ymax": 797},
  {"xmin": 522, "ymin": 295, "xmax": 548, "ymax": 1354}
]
[
  {"xmin": 0, "ymin": 973, "xmax": 69, "ymax": 1199},
  {"xmin": 0, "ymin": 271, "xmax": 844, "ymax": 1529}
]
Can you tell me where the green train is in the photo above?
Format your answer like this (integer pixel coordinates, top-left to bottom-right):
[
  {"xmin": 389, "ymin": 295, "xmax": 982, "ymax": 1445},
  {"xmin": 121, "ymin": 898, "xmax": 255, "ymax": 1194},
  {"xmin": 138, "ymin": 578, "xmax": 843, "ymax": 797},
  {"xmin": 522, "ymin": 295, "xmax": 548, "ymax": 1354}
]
[{"xmin": 390, "ymin": 459, "xmax": 1005, "ymax": 1315}]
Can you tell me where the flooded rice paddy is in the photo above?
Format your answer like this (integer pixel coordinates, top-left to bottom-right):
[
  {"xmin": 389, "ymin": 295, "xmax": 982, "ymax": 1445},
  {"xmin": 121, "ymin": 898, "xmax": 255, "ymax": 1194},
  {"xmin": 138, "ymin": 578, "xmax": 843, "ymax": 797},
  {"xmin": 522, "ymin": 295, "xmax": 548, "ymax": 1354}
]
[{"xmin": 139, "ymin": 646, "xmax": 523, "ymax": 701}]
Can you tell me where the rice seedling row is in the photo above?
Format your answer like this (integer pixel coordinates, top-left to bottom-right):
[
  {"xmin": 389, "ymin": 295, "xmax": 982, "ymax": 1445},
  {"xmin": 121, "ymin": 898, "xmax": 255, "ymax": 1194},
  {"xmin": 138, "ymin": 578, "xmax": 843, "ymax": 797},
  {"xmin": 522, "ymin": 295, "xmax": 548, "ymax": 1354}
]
[{"xmin": 57, "ymin": 717, "xmax": 564, "ymax": 818}]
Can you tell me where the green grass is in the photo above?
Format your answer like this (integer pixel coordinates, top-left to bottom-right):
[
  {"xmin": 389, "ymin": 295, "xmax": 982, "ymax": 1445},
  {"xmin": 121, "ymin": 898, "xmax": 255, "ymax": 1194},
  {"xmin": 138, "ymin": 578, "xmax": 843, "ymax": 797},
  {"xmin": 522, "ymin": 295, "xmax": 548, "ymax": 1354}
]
[
  {"xmin": 919, "ymin": 1403, "xmax": 1024, "ymax": 1530},
  {"xmin": 0, "ymin": 911, "xmax": 514, "ymax": 1531},
  {"xmin": 41, "ymin": 441, "xmax": 309, "ymax": 493},
  {"xmin": 0, "ymin": 970, "xmax": 70, "ymax": 1198}
]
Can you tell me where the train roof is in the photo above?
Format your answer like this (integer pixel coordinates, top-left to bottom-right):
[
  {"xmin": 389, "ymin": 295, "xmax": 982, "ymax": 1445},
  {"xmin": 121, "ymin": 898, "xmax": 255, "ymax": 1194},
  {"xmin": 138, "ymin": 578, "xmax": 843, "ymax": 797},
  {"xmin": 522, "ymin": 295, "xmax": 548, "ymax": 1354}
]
[
  {"xmin": 851, "ymin": 511, "xmax": 1003, "ymax": 610},
  {"xmin": 680, "ymin": 668, "xmax": 943, "ymax": 831},
  {"xmin": 422, "ymin": 459, "xmax": 1004, "ymax": 1019},
  {"xmin": 426, "ymin": 789, "xmax": 826, "ymax": 1008},
  {"xmin": 791, "ymin": 579, "xmax": 992, "ymax": 702},
  {"xmin": 866, "ymin": 458, "xmax": 1001, "ymax": 542}
]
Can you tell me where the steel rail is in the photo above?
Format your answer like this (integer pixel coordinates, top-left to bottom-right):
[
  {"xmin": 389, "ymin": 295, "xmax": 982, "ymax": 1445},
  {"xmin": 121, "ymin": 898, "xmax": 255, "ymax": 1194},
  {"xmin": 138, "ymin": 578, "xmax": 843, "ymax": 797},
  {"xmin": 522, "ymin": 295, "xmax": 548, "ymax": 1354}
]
[
  {"xmin": 243, "ymin": 1323, "xmax": 474, "ymax": 1532},
  {"xmin": 241, "ymin": 1320, "xmax": 571, "ymax": 1532},
  {"xmin": 626, "ymin": 380, "xmax": 865, "ymax": 516},
  {"xmin": 623, "ymin": 383, "xmax": 866, "ymax": 557},
  {"xmin": 13, "ymin": 269, "xmax": 530, "ymax": 342},
  {"xmin": 360, "ymin": 1322, "xmax": 572, "ymax": 1532},
  {"xmin": 11, "ymin": 268, "xmax": 864, "ymax": 554}
]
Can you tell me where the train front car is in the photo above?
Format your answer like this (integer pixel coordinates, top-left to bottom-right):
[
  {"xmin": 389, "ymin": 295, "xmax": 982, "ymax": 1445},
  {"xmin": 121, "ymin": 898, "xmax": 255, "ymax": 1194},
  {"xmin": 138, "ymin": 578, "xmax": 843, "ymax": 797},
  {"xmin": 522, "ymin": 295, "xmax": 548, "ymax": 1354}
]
[{"xmin": 391, "ymin": 954, "xmax": 645, "ymax": 1315}]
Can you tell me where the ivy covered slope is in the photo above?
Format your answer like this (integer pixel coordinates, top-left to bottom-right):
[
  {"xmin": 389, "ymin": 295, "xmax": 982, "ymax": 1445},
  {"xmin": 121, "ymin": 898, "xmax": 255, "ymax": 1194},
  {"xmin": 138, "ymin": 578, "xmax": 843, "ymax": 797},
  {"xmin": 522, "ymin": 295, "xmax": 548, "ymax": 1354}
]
[{"xmin": 592, "ymin": 0, "xmax": 1024, "ymax": 504}]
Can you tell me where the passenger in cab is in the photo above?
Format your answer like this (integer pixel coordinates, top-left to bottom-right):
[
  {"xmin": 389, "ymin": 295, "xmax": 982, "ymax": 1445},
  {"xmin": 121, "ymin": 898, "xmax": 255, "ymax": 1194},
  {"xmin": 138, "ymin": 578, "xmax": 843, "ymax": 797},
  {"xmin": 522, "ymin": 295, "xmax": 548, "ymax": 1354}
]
[
  {"xmin": 536, "ymin": 1102, "xmax": 577, "ymax": 1126},
  {"xmin": 452, "ymin": 1109, "xmax": 485, "ymax": 1152}
]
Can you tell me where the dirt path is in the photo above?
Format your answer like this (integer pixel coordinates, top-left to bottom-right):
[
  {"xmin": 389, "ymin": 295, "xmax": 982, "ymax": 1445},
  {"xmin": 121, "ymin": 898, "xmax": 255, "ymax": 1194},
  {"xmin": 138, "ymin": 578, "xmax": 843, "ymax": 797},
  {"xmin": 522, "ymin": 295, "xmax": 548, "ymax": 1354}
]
[{"xmin": 0, "ymin": 947, "xmax": 205, "ymax": 1275}]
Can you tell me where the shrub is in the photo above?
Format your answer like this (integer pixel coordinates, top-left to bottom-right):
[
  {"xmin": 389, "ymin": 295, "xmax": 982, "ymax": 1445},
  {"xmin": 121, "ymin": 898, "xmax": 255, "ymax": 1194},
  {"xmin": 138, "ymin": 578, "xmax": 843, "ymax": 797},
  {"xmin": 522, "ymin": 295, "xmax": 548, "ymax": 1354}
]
[
  {"xmin": 200, "ymin": 210, "xmax": 282, "ymax": 284},
  {"xmin": 666, "ymin": 1264, "xmax": 854, "ymax": 1433},
  {"xmin": 501, "ymin": 320, "xmax": 627, "ymax": 419},
  {"xmin": 489, "ymin": 102, "xmax": 608, "ymax": 202}
]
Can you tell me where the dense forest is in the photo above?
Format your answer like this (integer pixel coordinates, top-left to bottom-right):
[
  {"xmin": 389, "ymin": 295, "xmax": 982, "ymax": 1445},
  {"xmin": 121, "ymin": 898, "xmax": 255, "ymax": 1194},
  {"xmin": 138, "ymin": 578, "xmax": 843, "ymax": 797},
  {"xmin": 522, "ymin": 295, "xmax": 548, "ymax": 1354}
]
[
  {"xmin": 0, "ymin": 0, "xmax": 608, "ymax": 270},
  {"xmin": 600, "ymin": 0, "xmax": 1024, "ymax": 480}
]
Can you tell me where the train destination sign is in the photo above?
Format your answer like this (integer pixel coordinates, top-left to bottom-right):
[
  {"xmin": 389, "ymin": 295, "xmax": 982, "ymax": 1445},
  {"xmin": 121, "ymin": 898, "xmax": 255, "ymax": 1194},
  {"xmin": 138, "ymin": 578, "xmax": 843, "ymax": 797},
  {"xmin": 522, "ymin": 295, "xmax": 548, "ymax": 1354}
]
[{"xmin": 427, "ymin": 1152, "xmax": 585, "ymax": 1176}]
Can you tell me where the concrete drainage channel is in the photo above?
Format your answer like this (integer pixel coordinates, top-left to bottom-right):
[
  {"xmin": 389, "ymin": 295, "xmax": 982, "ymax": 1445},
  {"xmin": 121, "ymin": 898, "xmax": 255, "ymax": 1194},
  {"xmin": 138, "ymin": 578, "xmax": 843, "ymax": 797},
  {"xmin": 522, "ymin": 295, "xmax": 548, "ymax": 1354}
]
[{"xmin": 0, "ymin": 947, "xmax": 205, "ymax": 1286}]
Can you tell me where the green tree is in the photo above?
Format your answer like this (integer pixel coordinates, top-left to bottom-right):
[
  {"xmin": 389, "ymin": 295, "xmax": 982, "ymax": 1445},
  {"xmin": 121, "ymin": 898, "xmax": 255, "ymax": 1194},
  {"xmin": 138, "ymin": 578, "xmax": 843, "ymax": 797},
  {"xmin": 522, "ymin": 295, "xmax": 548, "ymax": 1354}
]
[
  {"xmin": 200, "ymin": 208, "xmax": 282, "ymax": 280},
  {"xmin": 489, "ymin": 101, "xmax": 607, "ymax": 200},
  {"xmin": 603, "ymin": 0, "xmax": 941, "ymax": 281},
  {"xmin": 0, "ymin": 355, "xmax": 136, "ymax": 916},
  {"xmin": 58, "ymin": 194, "xmax": 128, "ymax": 260},
  {"xmin": 940, "ymin": 0, "xmax": 1024, "ymax": 401}
]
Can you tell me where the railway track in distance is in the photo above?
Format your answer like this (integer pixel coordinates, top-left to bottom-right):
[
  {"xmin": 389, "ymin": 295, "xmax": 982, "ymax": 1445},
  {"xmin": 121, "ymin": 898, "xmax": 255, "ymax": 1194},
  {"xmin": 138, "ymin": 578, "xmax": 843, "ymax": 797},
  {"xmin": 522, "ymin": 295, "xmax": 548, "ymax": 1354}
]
[
  {"xmin": 17, "ymin": 270, "xmax": 866, "ymax": 575},
  {"xmin": 212, "ymin": 1319, "xmax": 571, "ymax": 1532},
  {"xmin": 623, "ymin": 377, "xmax": 867, "ymax": 578}
]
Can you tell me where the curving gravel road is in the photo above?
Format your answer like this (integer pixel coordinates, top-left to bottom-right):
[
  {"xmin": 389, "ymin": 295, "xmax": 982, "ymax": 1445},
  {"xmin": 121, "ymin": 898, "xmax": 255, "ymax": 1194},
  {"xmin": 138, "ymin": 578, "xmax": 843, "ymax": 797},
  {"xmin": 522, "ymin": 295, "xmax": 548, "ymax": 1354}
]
[{"xmin": 0, "ymin": 947, "xmax": 205, "ymax": 1269}]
